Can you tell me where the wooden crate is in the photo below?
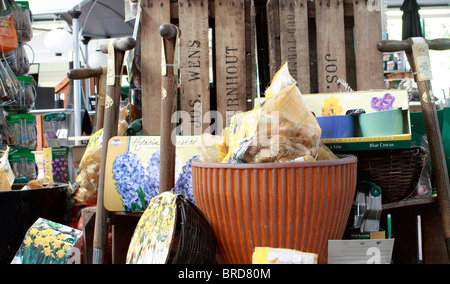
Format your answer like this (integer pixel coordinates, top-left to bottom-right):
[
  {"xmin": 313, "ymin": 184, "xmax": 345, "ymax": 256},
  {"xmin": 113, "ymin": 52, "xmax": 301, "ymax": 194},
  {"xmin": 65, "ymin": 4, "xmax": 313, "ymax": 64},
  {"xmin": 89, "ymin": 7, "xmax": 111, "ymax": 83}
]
[
  {"xmin": 139, "ymin": 0, "xmax": 385, "ymax": 135},
  {"xmin": 265, "ymin": 0, "xmax": 385, "ymax": 94},
  {"xmin": 140, "ymin": 0, "xmax": 256, "ymax": 134}
]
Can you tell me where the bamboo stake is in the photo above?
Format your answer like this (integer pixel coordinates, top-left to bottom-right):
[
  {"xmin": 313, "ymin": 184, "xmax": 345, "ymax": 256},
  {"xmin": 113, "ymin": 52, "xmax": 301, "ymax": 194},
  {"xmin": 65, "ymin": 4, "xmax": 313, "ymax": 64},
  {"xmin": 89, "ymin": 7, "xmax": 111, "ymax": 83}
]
[
  {"xmin": 92, "ymin": 37, "xmax": 136, "ymax": 264},
  {"xmin": 378, "ymin": 37, "xmax": 450, "ymax": 262}
]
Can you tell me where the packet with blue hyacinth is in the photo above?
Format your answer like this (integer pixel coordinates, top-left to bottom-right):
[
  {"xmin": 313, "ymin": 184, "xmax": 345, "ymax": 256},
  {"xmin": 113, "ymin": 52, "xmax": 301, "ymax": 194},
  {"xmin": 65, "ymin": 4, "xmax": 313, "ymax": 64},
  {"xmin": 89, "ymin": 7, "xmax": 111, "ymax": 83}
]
[{"xmin": 104, "ymin": 136, "xmax": 200, "ymax": 212}]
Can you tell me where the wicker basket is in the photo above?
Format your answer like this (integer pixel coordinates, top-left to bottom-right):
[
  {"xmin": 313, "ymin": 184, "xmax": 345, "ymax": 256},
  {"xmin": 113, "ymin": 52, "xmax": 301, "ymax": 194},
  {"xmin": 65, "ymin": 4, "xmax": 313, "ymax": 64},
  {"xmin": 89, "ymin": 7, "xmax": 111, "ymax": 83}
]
[
  {"xmin": 386, "ymin": 71, "xmax": 413, "ymax": 80},
  {"xmin": 349, "ymin": 147, "xmax": 427, "ymax": 204},
  {"xmin": 127, "ymin": 193, "xmax": 218, "ymax": 264},
  {"xmin": 168, "ymin": 196, "xmax": 218, "ymax": 264}
]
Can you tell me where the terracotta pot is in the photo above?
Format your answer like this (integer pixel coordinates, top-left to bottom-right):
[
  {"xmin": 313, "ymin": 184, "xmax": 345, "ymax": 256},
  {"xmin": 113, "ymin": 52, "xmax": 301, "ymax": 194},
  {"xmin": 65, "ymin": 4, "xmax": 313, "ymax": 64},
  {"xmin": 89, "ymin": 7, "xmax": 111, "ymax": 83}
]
[{"xmin": 192, "ymin": 156, "xmax": 358, "ymax": 264}]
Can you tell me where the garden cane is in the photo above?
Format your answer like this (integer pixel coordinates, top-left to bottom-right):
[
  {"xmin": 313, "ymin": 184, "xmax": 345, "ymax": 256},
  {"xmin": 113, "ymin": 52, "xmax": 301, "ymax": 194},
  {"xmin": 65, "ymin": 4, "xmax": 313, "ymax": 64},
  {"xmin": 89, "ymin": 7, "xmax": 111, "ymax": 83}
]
[
  {"xmin": 159, "ymin": 23, "xmax": 180, "ymax": 194},
  {"xmin": 92, "ymin": 37, "xmax": 136, "ymax": 264},
  {"xmin": 67, "ymin": 66, "xmax": 107, "ymax": 132},
  {"xmin": 378, "ymin": 37, "xmax": 450, "ymax": 261}
]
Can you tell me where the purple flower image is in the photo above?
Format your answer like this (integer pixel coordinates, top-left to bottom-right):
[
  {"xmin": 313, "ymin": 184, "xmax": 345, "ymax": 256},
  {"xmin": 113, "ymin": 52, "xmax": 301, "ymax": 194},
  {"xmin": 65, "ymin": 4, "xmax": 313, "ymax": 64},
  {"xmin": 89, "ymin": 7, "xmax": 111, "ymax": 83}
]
[
  {"xmin": 371, "ymin": 97, "xmax": 382, "ymax": 111},
  {"xmin": 146, "ymin": 150, "xmax": 162, "ymax": 203},
  {"xmin": 113, "ymin": 149, "xmax": 198, "ymax": 211},
  {"xmin": 371, "ymin": 93, "xmax": 395, "ymax": 111},
  {"xmin": 113, "ymin": 152, "xmax": 151, "ymax": 211},
  {"xmin": 50, "ymin": 157, "xmax": 69, "ymax": 183},
  {"xmin": 148, "ymin": 150, "xmax": 198, "ymax": 204},
  {"xmin": 383, "ymin": 93, "xmax": 395, "ymax": 110},
  {"xmin": 173, "ymin": 155, "xmax": 199, "ymax": 204}
]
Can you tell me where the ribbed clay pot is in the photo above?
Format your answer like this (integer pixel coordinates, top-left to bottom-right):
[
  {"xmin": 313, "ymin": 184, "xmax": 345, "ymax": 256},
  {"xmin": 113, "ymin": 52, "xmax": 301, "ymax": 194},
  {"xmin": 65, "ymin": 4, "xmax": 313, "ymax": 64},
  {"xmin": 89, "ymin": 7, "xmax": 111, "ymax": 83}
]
[{"xmin": 192, "ymin": 156, "xmax": 358, "ymax": 264}]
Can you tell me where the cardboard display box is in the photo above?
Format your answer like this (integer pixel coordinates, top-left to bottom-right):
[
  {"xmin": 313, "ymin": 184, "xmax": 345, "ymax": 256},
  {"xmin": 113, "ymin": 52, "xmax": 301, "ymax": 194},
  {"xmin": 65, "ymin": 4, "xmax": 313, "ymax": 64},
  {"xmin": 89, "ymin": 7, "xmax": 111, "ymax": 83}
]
[
  {"xmin": 43, "ymin": 147, "xmax": 74, "ymax": 184},
  {"xmin": 104, "ymin": 136, "xmax": 200, "ymax": 212},
  {"xmin": 40, "ymin": 145, "xmax": 86, "ymax": 182},
  {"xmin": 303, "ymin": 90, "xmax": 411, "ymax": 151}
]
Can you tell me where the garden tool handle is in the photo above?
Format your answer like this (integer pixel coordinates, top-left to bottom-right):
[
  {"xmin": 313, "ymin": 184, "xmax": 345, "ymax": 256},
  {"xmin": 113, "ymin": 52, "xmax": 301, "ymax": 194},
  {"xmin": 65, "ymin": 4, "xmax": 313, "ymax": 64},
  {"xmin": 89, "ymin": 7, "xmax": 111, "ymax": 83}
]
[
  {"xmin": 93, "ymin": 36, "xmax": 136, "ymax": 264},
  {"xmin": 159, "ymin": 23, "xmax": 179, "ymax": 39},
  {"xmin": 67, "ymin": 66, "xmax": 107, "ymax": 132},
  {"xmin": 159, "ymin": 23, "xmax": 179, "ymax": 194},
  {"xmin": 67, "ymin": 66, "xmax": 105, "ymax": 80},
  {"xmin": 377, "ymin": 38, "xmax": 450, "ymax": 53},
  {"xmin": 379, "ymin": 37, "xmax": 450, "ymax": 262},
  {"xmin": 100, "ymin": 37, "xmax": 136, "ymax": 53}
]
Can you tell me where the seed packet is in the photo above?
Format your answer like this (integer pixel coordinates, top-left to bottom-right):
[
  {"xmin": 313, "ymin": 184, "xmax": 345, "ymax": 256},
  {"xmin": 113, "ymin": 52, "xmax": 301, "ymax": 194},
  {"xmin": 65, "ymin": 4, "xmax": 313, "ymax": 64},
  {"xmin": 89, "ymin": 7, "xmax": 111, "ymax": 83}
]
[
  {"xmin": 104, "ymin": 136, "xmax": 200, "ymax": 212},
  {"xmin": 11, "ymin": 218, "xmax": 82, "ymax": 264}
]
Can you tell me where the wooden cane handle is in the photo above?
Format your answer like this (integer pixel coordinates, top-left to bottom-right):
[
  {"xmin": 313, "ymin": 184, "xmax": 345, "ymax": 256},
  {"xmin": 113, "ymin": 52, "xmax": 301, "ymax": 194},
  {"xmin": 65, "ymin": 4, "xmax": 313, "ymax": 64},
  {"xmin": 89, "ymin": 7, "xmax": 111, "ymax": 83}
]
[
  {"xmin": 377, "ymin": 38, "xmax": 450, "ymax": 53},
  {"xmin": 67, "ymin": 66, "xmax": 105, "ymax": 80},
  {"xmin": 377, "ymin": 40, "xmax": 411, "ymax": 52},
  {"xmin": 428, "ymin": 38, "xmax": 450, "ymax": 51},
  {"xmin": 159, "ymin": 23, "xmax": 179, "ymax": 39},
  {"xmin": 100, "ymin": 37, "xmax": 136, "ymax": 53}
]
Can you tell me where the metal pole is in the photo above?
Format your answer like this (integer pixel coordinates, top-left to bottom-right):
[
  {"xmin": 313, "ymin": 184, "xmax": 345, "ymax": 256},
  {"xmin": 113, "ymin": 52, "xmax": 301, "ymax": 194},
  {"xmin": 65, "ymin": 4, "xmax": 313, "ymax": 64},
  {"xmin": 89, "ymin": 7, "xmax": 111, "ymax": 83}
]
[
  {"xmin": 82, "ymin": 37, "xmax": 91, "ymax": 109},
  {"xmin": 70, "ymin": 10, "xmax": 82, "ymax": 145}
]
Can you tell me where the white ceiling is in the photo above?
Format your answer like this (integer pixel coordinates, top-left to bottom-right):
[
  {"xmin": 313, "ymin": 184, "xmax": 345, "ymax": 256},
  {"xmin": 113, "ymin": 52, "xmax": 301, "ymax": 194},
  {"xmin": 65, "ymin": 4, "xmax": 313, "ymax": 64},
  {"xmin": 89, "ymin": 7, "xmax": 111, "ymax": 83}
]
[{"xmin": 28, "ymin": 0, "xmax": 82, "ymax": 15}]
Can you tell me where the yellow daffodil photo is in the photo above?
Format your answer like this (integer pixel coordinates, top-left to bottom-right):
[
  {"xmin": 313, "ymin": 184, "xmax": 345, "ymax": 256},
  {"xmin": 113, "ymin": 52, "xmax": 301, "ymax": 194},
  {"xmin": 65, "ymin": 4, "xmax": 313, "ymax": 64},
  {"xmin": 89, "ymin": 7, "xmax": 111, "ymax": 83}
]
[
  {"xmin": 11, "ymin": 218, "xmax": 82, "ymax": 264},
  {"xmin": 321, "ymin": 96, "xmax": 344, "ymax": 116}
]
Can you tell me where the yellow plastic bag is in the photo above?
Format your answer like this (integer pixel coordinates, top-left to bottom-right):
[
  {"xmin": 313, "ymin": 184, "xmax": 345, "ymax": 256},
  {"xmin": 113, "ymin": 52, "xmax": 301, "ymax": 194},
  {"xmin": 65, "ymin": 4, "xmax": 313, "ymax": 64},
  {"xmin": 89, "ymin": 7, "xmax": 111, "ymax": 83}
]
[
  {"xmin": 196, "ymin": 134, "xmax": 222, "ymax": 163},
  {"xmin": 221, "ymin": 62, "xmax": 321, "ymax": 163},
  {"xmin": 72, "ymin": 129, "xmax": 103, "ymax": 206},
  {"xmin": 0, "ymin": 147, "xmax": 15, "ymax": 191},
  {"xmin": 72, "ymin": 103, "xmax": 130, "ymax": 206},
  {"xmin": 220, "ymin": 63, "xmax": 294, "ymax": 163},
  {"xmin": 264, "ymin": 62, "xmax": 297, "ymax": 100},
  {"xmin": 221, "ymin": 107, "xmax": 262, "ymax": 163},
  {"xmin": 244, "ymin": 84, "xmax": 322, "ymax": 163}
]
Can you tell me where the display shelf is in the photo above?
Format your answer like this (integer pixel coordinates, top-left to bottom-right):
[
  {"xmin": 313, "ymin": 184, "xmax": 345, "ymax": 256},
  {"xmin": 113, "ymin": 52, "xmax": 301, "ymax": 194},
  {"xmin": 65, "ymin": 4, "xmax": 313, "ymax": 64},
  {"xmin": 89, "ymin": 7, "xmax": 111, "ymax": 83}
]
[{"xmin": 382, "ymin": 195, "xmax": 437, "ymax": 210}]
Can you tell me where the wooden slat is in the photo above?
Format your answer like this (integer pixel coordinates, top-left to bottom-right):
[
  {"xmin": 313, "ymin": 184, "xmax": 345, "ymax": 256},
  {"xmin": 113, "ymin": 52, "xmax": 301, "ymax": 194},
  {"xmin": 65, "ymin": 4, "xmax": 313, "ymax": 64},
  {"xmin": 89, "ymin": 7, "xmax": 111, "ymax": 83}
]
[
  {"xmin": 245, "ymin": 0, "xmax": 257, "ymax": 109},
  {"xmin": 215, "ymin": 0, "xmax": 248, "ymax": 128},
  {"xmin": 170, "ymin": 0, "xmax": 357, "ymax": 20},
  {"xmin": 344, "ymin": 16, "xmax": 357, "ymax": 91},
  {"xmin": 179, "ymin": 0, "xmax": 211, "ymax": 135},
  {"xmin": 353, "ymin": 0, "xmax": 385, "ymax": 91},
  {"xmin": 266, "ymin": 0, "xmax": 281, "ymax": 80},
  {"xmin": 141, "ymin": 0, "xmax": 171, "ymax": 135},
  {"xmin": 315, "ymin": 0, "xmax": 347, "ymax": 93},
  {"xmin": 278, "ymin": 0, "xmax": 310, "ymax": 94}
]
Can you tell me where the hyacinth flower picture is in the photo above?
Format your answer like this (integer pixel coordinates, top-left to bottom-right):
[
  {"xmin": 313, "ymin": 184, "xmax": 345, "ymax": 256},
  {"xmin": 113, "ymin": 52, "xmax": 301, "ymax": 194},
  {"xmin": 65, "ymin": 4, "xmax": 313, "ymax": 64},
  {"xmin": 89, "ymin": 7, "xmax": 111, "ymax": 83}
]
[
  {"xmin": 105, "ymin": 136, "xmax": 201, "ymax": 212},
  {"xmin": 173, "ymin": 155, "xmax": 199, "ymax": 203},
  {"xmin": 112, "ymin": 150, "xmax": 199, "ymax": 212},
  {"xmin": 371, "ymin": 93, "xmax": 396, "ymax": 111},
  {"xmin": 146, "ymin": 150, "xmax": 199, "ymax": 205},
  {"xmin": 113, "ymin": 152, "xmax": 151, "ymax": 212}
]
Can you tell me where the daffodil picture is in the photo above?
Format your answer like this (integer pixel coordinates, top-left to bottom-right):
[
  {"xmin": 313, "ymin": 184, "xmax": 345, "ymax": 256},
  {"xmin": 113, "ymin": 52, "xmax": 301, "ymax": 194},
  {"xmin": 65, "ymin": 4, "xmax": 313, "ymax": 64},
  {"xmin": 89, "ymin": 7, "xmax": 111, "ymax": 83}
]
[
  {"xmin": 11, "ymin": 218, "xmax": 82, "ymax": 264},
  {"xmin": 322, "ymin": 96, "xmax": 344, "ymax": 116}
]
